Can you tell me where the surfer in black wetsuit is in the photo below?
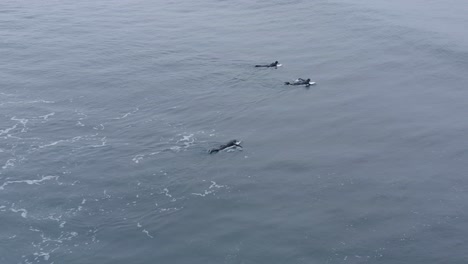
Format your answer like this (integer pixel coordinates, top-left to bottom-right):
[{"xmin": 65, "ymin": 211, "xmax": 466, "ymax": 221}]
[
  {"xmin": 285, "ymin": 78, "xmax": 312, "ymax": 86},
  {"xmin": 209, "ymin": 140, "xmax": 242, "ymax": 154},
  {"xmin": 255, "ymin": 61, "xmax": 279, "ymax": 68}
]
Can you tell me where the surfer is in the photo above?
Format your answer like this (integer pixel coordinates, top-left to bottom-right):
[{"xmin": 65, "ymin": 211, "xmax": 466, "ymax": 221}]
[
  {"xmin": 209, "ymin": 140, "xmax": 242, "ymax": 154},
  {"xmin": 284, "ymin": 78, "xmax": 313, "ymax": 87},
  {"xmin": 255, "ymin": 61, "xmax": 280, "ymax": 68}
]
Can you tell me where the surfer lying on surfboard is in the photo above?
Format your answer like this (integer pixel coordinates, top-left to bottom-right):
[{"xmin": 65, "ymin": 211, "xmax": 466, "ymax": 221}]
[
  {"xmin": 284, "ymin": 78, "xmax": 315, "ymax": 87},
  {"xmin": 209, "ymin": 140, "xmax": 242, "ymax": 154},
  {"xmin": 255, "ymin": 61, "xmax": 281, "ymax": 68}
]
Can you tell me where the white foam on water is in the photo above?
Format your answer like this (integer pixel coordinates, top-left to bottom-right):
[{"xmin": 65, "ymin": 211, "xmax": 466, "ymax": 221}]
[
  {"xmin": 0, "ymin": 175, "xmax": 59, "ymax": 190},
  {"xmin": 2, "ymin": 158, "xmax": 16, "ymax": 169},
  {"xmin": 38, "ymin": 112, "xmax": 55, "ymax": 121},
  {"xmin": 93, "ymin": 124, "xmax": 105, "ymax": 130},
  {"xmin": 170, "ymin": 146, "xmax": 181, "ymax": 152},
  {"xmin": 112, "ymin": 107, "xmax": 139, "ymax": 120},
  {"xmin": 38, "ymin": 140, "xmax": 62, "ymax": 148},
  {"xmin": 161, "ymin": 188, "xmax": 178, "ymax": 202},
  {"xmin": 133, "ymin": 150, "xmax": 161, "ymax": 163},
  {"xmin": 29, "ymin": 227, "xmax": 41, "ymax": 232},
  {"xmin": 132, "ymin": 154, "xmax": 144, "ymax": 163},
  {"xmin": 159, "ymin": 207, "xmax": 182, "ymax": 213},
  {"xmin": 33, "ymin": 252, "xmax": 50, "ymax": 261},
  {"xmin": 177, "ymin": 133, "xmax": 195, "ymax": 148},
  {"xmin": 91, "ymin": 136, "xmax": 107, "ymax": 148},
  {"xmin": 142, "ymin": 229, "xmax": 153, "ymax": 238},
  {"xmin": 81, "ymin": 198, "xmax": 86, "ymax": 205},
  {"xmin": 0, "ymin": 124, "xmax": 18, "ymax": 136},
  {"xmin": 162, "ymin": 188, "xmax": 172, "ymax": 198},
  {"xmin": 74, "ymin": 110, "xmax": 88, "ymax": 126},
  {"xmin": 209, "ymin": 181, "xmax": 225, "ymax": 189},
  {"xmin": 12, "ymin": 116, "xmax": 29, "ymax": 132},
  {"xmin": 75, "ymin": 110, "xmax": 88, "ymax": 119},
  {"xmin": 137, "ymin": 222, "xmax": 142, "ymax": 228},
  {"xmin": 10, "ymin": 207, "xmax": 28, "ymax": 218},
  {"xmin": 192, "ymin": 181, "xmax": 226, "ymax": 197},
  {"xmin": 37, "ymin": 134, "xmax": 99, "ymax": 149},
  {"xmin": 191, "ymin": 190, "xmax": 214, "ymax": 197},
  {"xmin": 0, "ymin": 100, "xmax": 54, "ymax": 106},
  {"xmin": 26, "ymin": 229, "xmax": 80, "ymax": 263}
]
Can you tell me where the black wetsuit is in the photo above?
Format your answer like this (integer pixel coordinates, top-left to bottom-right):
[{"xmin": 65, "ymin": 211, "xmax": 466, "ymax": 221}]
[
  {"xmin": 255, "ymin": 61, "xmax": 279, "ymax": 68},
  {"xmin": 209, "ymin": 140, "xmax": 241, "ymax": 154}
]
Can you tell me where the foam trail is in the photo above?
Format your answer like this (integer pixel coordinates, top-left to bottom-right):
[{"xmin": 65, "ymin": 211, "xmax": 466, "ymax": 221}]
[
  {"xmin": 38, "ymin": 112, "xmax": 55, "ymax": 120},
  {"xmin": 11, "ymin": 117, "xmax": 28, "ymax": 132},
  {"xmin": 142, "ymin": 229, "xmax": 153, "ymax": 238},
  {"xmin": 192, "ymin": 181, "xmax": 226, "ymax": 197},
  {"xmin": 11, "ymin": 208, "xmax": 28, "ymax": 218},
  {"xmin": 0, "ymin": 100, "xmax": 54, "ymax": 106},
  {"xmin": 0, "ymin": 124, "xmax": 18, "ymax": 136},
  {"xmin": 112, "ymin": 107, "xmax": 139, "ymax": 120},
  {"xmin": 0, "ymin": 175, "xmax": 59, "ymax": 190}
]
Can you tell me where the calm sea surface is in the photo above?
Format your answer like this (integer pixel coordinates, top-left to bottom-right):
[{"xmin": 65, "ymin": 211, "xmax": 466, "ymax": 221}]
[{"xmin": 1, "ymin": 0, "xmax": 468, "ymax": 263}]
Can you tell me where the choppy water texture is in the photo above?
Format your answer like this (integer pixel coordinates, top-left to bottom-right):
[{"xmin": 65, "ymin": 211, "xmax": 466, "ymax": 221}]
[{"xmin": 1, "ymin": 0, "xmax": 468, "ymax": 263}]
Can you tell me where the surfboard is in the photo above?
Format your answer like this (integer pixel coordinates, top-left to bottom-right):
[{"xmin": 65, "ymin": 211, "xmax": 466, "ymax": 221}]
[
  {"xmin": 308, "ymin": 82, "xmax": 316, "ymax": 85},
  {"xmin": 276, "ymin": 64, "xmax": 282, "ymax": 67}
]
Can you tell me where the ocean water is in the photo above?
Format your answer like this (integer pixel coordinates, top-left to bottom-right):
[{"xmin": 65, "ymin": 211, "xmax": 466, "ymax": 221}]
[{"xmin": 1, "ymin": 0, "xmax": 468, "ymax": 263}]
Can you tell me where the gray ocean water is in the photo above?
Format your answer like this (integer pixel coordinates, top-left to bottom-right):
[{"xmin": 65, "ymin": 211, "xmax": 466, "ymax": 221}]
[{"xmin": 1, "ymin": 0, "xmax": 468, "ymax": 263}]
